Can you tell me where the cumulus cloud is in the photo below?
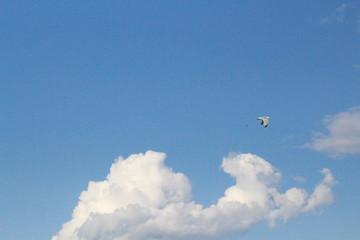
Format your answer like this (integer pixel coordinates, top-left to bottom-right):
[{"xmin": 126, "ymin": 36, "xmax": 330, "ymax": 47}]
[
  {"xmin": 306, "ymin": 106, "xmax": 360, "ymax": 157},
  {"xmin": 52, "ymin": 151, "xmax": 336, "ymax": 240}
]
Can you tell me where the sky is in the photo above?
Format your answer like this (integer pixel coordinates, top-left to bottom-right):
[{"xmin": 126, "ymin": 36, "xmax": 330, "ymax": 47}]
[{"xmin": 0, "ymin": 1, "xmax": 360, "ymax": 239}]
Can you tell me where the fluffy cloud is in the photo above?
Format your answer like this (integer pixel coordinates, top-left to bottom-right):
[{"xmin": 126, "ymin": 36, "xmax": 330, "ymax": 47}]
[
  {"xmin": 306, "ymin": 107, "xmax": 360, "ymax": 156},
  {"xmin": 52, "ymin": 151, "xmax": 336, "ymax": 240}
]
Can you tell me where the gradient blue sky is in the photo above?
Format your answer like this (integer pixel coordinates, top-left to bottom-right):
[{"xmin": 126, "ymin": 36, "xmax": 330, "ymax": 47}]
[{"xmin": 1, "ymin": 1, "xmax": 360, "ymax": 239}]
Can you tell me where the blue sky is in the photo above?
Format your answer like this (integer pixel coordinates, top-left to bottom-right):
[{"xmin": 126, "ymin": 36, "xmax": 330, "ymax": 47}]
[{"xmin": 1, "ymin": 1, "xmax": 360, "ymax": 239}]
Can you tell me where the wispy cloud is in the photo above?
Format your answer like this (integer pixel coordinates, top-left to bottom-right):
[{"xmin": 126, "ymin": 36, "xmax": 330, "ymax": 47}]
[
  {"xmin": 305, "ymin": 107, "xmax": 360, "ymax": 157},
  {"xmin": 320, "ymin": 3, "xmax": 347, "ymax": 25},
  {"xmin": 292, "ymin": 176, "xmax": 307, "ymax": 183},
  {"xmin": 52, "ymin": 151, "xmax": 336, "ymax": 240}
]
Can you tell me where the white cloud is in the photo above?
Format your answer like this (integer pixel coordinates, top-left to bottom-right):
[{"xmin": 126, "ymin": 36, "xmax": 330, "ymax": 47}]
[
  {"xmin": 320, "ymin": 3, "xmax": 347, "ymax": 25},
  {"xmin": 52, "ymin": 151, "xmax": 336, "ymax": 240},
  {"xmin": 292, "ymin": 176, "xmax": 307, "ymax": 183},
  {"xmin": 306, "ymin": 107, "xmax": 360, "ymax": 157}
]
